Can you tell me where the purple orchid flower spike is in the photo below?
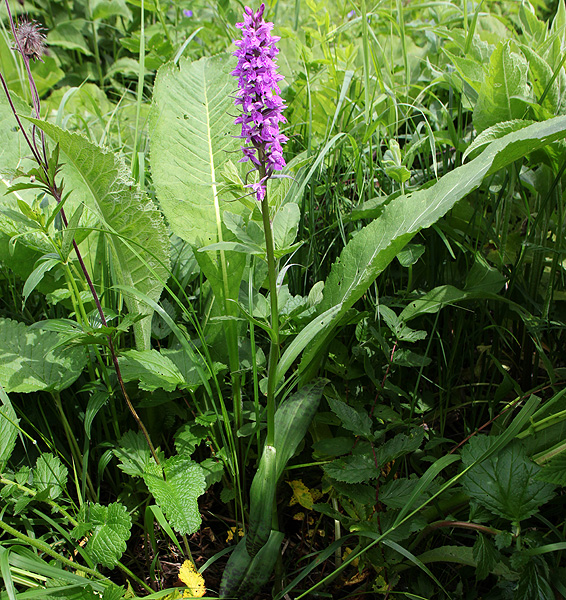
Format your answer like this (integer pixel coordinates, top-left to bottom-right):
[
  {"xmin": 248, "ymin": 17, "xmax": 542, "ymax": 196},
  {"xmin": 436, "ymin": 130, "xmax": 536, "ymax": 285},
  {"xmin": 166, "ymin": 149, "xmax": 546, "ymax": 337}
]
[{"xmin": 232, "ymin": 3, "xmax": 287, "ymax": 202}]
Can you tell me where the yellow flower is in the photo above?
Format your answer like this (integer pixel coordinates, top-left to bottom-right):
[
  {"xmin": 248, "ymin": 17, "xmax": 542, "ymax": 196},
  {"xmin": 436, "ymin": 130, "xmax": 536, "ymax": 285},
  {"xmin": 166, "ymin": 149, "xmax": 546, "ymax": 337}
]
[
  {"xmin": 178, "ymin": 560, "xmax": 206, "ymax": 598},
  {"xmin": 226, "ymin": 526, "xmax": 244, "ymax": 542}
]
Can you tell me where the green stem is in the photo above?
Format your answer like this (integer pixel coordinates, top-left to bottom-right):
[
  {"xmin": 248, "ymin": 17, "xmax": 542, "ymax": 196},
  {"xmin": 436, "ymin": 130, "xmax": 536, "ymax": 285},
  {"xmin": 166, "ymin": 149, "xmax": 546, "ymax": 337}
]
[
  {"xmin": 259, "ymin": 167, "xmax": 279, "ymax": 448},
  {"xmin": 0, "ymin": 477, "xmax": 78, "ymax": 526},
  {"xmin": 0, "ymin": 518, "xmax": 106, "ymax": 580}
]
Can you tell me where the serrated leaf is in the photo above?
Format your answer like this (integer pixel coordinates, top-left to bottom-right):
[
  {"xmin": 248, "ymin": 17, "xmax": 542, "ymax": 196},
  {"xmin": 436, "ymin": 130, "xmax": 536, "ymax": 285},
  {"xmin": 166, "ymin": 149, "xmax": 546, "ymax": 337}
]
[
  {"xmin": 143, "ymin": 455, "xmax": 206, "ymax": 535},
  {"xmin": 326, "ymin": 396, "xmax": 372, "ymax": 437},
  {"xmin": 461, "ymin": 437, "xmax": 555, "ymax": 522},
  {"xmin": 515, "ymin": 559, "xmax": 553, "ymax": 600},
  {"xmin": 33, "ymin": 453, "xmax": 68, "ymax": 500},
  {"xmin": 380, "ymin": 476, "xmax": 439, "ymax": 510},
  {"xmin": 0, "ymin": 318, "xmax": 87, "ymax": 393},
  {"xmin": 0, "ymin": 387, "xmax": 19, "ymax": 469},
  {"xmin": 73, "ymin": 502, "xmax": 131, "ymax": 568},
  {"xmin": 303, "ymin": 117, "xmax": 566, "ymax": 374},
  {"xmin": 118, "ymin": 349, "xmax": 185, "ymax": 392},
  {"xmin": 323, "ymin": 453, "xmax": 378, "ymax": 483},
  {"xmin": 113, "ymin": 430, "xmax": 156, "ymax": 477},
  {"xmin": 150, "ymin": 54, "xmax": 244, "ymax": 247},
  {"xmin": 376, "ymin": 428, "xmax": 424, "ymax": 464},
  {"xmin": 473, "ymin": 533, "xmax": 500, "ymax": 580},
  {"xmin": 537, "ymin": 452, "xmax": 566, "ymax": 486},
  {"xmin": 28, "ymin": 118, "xmax": 170, "ymax": 351},
  {"xmin": 473, "ymin": 41, "xmax": 530, "ymax": 133}
]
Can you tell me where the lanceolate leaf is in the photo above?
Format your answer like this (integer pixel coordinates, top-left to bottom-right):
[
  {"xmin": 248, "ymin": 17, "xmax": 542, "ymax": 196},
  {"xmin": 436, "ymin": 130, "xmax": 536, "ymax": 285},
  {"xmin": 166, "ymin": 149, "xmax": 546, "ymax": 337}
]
[
  {"xmin": 0, "ymin": 318, "xmax": 87, "ymax": 393},
  {"xmin": 301, "ymin": 116, "xmax": 566, "ymax": 373},
  {"xmin": 150, "ymin": 54, "xmax": 244, "ymax": 247},
  {"xmin": 27, "ymin": 118, "xmax": 170, "ymax": 350},
  {"xmin": 72, "ymin": 502, "xmax": 131, "ymax": 568},
  {"xmin": 143, "ymin": 455, "xmax": 206, "ymax": 535}
]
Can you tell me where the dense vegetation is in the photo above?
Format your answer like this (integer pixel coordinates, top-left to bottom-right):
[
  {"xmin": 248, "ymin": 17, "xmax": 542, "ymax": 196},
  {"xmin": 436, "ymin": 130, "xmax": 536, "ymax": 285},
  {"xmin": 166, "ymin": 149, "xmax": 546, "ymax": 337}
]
[{"xmin": 1, "ymin": 0, "xmax": 566, "ymax": 598}]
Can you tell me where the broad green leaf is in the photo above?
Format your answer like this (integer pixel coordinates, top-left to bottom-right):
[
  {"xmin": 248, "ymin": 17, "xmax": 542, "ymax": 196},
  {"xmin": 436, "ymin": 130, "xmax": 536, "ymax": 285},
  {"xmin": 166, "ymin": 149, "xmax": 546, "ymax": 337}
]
[
  {"xmin": 247, "ymin": 444, "xmax": 277, "ymax": 557},
  {"xmin": 323, "ymin": 452, "xmax": 378, "ymax": 483},
  {"xmin": 150, "ymin": 54, "xmax": 244, "ymax": 247},
  {"xmin": 0, "ymin": 318, "xmax": 87, "ymax": 393},
  {"xmin": 143, "ymin": 455, "xmax": 206, "ymax": 535},
  {"xmin": 376, "ymin": 429, "xmax": 424, "ymax": 463},
  {"xmin": 326, "ymin": 396, "xmax": 372, "ymax": 438},
  {"xmin": 22, "ymin": 256, "xmax": 61, "ymax": 305},
  {"xmin": 461, "ymin": 437, "xmax": 555, "ymax": 522},
  {"xmin": 537, "ymin": 452, "xmax": 566, "ymax": 486},
  {"xmin": 47, "ymin": 20, "xmax": 93, "ymax": 56},
  {"xmin": 380, "ymin": 476, "xmax": 440, "ymax": 510},
  {"xmin": 91, "ymin": 0, "xmax": 132, "ymax": 21},
  {"xmin": 119, "ymin": 349, "xmax": 185, "ymax": 392},
  {"xmin": 28, "ymin": 118, "xmax": 170, "ymax": 350},
  {"xmin": 463, "ymin": 119, "xmax": 535, "ymax": 162},
  {"xmin": 73, "ymin": 502, "xmax": 131, "ymax": 568},
  {"xmin": 473, "ymin": 533, "xmax": 500, "ymax": 580},
  {"xmin": 396, "ymin": 243, "xmax": 425, "ymax": 267},
  {"xmin": 273, "ymin": 379, "xmax": 328, "ymax": 479},
  {"xmin": 0, "ymin": 387, "xmax": 19, "ymax": 469},
  {"xmin": 324, "ymin": 429, "xmax": 425, "ymax": 483},
  {"xmin": 272, "ymin": 203, "xmax": 300, "ymax": 251},
  {"xmin": 473, "ymin": 41, "xmax": 529, "ymax": 133},
  {"xmin": 33, "ymin": 453, "xmax": 68, "ymax": 500},
  {"xmin": 113, "ymin": 430, "xmax": 161, "ymax": 477},
  {"xmin": 515, "ymin": 559, "xmax": 553, "ymax": 600},
  {"xmin": 303, "ymin": 117, "xmax": 566, "ymax": 373}
]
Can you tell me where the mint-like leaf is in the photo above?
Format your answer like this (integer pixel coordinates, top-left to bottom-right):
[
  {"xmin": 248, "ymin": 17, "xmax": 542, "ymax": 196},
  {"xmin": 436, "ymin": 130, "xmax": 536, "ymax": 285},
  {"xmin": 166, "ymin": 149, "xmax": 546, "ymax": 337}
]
[
  {"xmin": 73, "ymin": 502, "xmax": 131, "ymax": 568},
  {"xmin": 33, "ymin": 453, "xmax": 68, "ymax": 500},
  {"xmin": 143, "ymin": 455, "xmax": 206, "ymax": 535}
]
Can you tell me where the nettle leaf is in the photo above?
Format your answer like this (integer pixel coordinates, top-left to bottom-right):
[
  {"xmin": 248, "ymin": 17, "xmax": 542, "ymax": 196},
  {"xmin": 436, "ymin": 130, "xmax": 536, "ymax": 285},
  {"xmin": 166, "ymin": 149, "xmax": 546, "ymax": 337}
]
[
  {"xmin": 0, "ymin": 318, "xmax": 87, "ymax": 393},
  {"xmin": 73, "ymin": 502, "xmax": 131, "ymax": 568},
  {"xmin": 473, "ymin": 41, "xmax": 530, "ymax": 133},
  {"xmin": 515, "ymin": 558, "xmax": 553, "ymax": 600},
  {"xmin": 376, "ymin": 428, "xmax": 424, "ymax": 463},
  {"xmin": 461, "ymin": 437, "xmax": 555, "ymax": 522},
  {"xmin": 150, "ymin": 54, "xmax": 245, "ymax": 247},
  {"xmin": 0, "ymin": 387, "xmax": 19, "ymax": 469},
  {"xmin": 28, "ymin": 118, "xmax": 170, "ymax": 351},
  {"xmin": 118, "ymin": 349, "xmax": 185, "ymax": 392},
  {"xmin": 303, "ymin": 117, "xmax": 566, "ymax": 374},
  {"xmin": 326, "ymin": 396, "xmax": 372, "ymax": 438},
  {"xmin": 33, "ymin": 453, "xmax": 68, "ymax": 500},
  {"xmin": 113, "ymin": 430, "xmax": 163, "ymax": 477},
  {"xmin": 323, "ymin": 452, "xmax": 378, "ymax": 483},
  {"xmin": 380, "ymin": 475, "xmax": 440, "ymax": 510},
  {"xmin": 473, "ymin": 533, "xmax": 501, "ymax": 580},
  {"xmin": 143, "ymin": 455, "xmax": 206, "ymax": 535},
  {"xmin": 537, "ymin": 452, "xmax": 566, "ymax": 486}
]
